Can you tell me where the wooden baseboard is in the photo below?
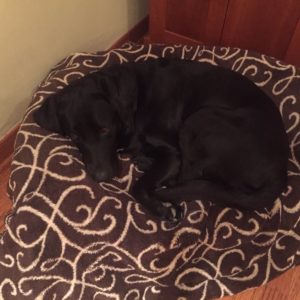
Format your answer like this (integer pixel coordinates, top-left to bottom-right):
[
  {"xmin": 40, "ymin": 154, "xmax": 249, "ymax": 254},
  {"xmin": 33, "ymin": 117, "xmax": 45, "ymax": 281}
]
[
  {"xmin": 109, "ymin": 16, "xmax": 149, "ymax": 49},
  {"xmin": 0, "ymin": 124, "xmax": 20, "ymax": 170}
]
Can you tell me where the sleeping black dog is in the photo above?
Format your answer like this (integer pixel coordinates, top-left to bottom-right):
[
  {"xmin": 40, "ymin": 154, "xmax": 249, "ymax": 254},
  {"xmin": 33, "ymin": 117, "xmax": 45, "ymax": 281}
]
[{"xmin": 34, "ymin": 58, "xmax": 289, "ymax": 221}]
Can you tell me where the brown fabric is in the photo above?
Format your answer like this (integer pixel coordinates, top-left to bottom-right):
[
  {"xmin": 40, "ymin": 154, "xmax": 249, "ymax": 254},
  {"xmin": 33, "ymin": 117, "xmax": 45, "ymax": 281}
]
[{"xmin": 1, "ymin": 44, "xmax": 300, "ymax": 300}]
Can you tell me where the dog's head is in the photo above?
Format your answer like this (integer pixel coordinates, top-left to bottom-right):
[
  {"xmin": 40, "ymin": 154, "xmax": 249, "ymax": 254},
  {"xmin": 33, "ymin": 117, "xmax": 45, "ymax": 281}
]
[{"xmin": 34, "ymin": 66, "xmax": 137, "ymax": 182}]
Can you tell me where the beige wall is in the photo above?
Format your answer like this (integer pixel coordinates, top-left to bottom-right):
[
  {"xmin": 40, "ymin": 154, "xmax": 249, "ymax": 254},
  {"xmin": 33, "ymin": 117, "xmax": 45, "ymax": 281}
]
[{"xmin": 0, "ymin": 0, "xmax": 148, "ymax": 139}]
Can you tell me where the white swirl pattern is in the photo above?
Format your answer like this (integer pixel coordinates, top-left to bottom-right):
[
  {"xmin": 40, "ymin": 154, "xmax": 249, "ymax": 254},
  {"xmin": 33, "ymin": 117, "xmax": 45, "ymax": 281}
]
[{"xmin": 0, "ymin": 43, "xmax": 299, "ymax": 300}]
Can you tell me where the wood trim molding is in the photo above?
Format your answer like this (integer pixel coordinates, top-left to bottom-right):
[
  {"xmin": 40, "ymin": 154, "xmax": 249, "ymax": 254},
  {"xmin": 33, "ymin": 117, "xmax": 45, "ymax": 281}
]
[
  {"xmin": 0, "ymin": 124, "xmax": 19, "ymax": 170},
  {"xmin": 284, "ymin": 19, "xmax": 300, "ymax": 67},
  {"xmin": 163, "ymin": 30, "xmax": 204, "ymax": 46},
  {"xmin": 109, "ymin": 16, "xmax": 149, "ymax": 49}
]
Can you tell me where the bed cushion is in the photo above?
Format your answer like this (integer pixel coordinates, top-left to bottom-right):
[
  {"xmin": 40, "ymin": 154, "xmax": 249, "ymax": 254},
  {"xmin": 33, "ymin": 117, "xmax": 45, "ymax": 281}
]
[{"xmin": 1, "ymin": 43, "xmax": 300, "ymax": 300}]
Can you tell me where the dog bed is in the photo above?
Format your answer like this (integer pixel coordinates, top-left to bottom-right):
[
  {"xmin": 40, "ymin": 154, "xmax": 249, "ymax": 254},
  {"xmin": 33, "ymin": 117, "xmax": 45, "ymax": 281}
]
[{"xmin": 1, "ymin": 43, "xmax": 299, "ymax": 300}]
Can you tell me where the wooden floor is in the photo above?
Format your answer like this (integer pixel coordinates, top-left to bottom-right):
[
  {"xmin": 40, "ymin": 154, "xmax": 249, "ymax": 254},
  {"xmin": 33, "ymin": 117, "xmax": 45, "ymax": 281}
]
[
  {"xmin": 0, "ymin": 159, "xmax": 13, "ymax": 232},
  {"xmin": 0, "ymin": 159, "xmax": 299, "ymax": 299}
]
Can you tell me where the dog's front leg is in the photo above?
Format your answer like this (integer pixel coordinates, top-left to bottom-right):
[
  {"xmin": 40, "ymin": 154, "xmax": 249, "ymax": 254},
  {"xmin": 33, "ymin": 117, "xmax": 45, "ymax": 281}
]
[{"xmin": 131, "ymin": 146, "xmax": 183, "ymax": 222}]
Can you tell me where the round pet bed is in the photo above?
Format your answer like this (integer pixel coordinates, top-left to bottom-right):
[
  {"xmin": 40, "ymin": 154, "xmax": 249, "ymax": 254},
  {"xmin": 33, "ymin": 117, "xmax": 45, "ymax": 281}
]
[{"xmin": 1, "ymin": 43, "xmax": 300, "ymax": 300}]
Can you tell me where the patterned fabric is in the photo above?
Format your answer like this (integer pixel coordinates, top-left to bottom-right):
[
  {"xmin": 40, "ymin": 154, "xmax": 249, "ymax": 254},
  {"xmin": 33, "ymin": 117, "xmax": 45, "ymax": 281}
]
[{"xmin": 1, "ymin": 43, "xmax": 300, "ymax": 300}]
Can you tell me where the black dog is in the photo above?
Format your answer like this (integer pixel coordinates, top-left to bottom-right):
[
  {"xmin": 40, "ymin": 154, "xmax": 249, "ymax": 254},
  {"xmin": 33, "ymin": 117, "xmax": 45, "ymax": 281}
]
[{"xmin": 34, "ymin": 59, "xmax": 289, "ymax": 221}]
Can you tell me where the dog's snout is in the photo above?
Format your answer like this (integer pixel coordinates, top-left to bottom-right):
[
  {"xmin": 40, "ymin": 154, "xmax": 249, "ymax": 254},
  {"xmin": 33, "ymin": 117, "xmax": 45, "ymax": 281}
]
[
  {"xmin": 91, "ymin": 169, "xmax": 111, "ymax": 182},
  {"xmin": 83, "ymin": 150, "xmax": 120, "ymax": 182},
  {"xmin": 86, "ymin": 160, "xmax": 119, "ymax": 182}
]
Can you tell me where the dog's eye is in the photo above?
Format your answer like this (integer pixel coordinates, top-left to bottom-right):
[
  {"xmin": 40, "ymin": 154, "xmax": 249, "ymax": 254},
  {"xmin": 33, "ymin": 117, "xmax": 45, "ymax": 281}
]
[{"xmin": 99, "ymin": 127, "xmax": 110, "ymax": 135}]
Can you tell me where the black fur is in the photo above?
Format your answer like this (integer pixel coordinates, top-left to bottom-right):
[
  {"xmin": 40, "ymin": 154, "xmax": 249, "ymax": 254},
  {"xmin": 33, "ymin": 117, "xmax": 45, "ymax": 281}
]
[{"xmin": 34, "ymin": 59, "xmax": 289, "ymax": 221}]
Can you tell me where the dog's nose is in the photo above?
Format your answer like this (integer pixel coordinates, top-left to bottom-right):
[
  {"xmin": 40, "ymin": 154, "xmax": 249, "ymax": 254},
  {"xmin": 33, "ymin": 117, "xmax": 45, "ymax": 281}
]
[{"xmin": 92, "ymin": 170, "xmax": 110, "ymax": 182}]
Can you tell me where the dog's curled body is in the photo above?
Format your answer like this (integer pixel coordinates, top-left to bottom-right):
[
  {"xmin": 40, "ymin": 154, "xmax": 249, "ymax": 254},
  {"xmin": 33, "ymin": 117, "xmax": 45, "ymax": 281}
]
[{"xmin": 35, "ymin": 59, "xmax": 289, "ymax": 221}]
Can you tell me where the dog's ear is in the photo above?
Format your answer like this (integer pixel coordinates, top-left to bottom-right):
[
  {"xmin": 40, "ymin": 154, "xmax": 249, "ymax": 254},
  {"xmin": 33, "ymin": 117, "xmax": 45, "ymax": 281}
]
[
  {"xmin": 34, "ymin": 95, "xmax": 63, "ymax": 134},
  {"xmin": 101, "ymin": 68, "xmax": 137, "ymax": 133}
]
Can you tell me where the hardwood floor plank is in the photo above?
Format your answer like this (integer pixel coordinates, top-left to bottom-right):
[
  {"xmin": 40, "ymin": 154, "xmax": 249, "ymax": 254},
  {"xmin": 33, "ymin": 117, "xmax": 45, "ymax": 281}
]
[{"xmin": 288, "ymin": 266, "xmax": 300, "ymax": 300}]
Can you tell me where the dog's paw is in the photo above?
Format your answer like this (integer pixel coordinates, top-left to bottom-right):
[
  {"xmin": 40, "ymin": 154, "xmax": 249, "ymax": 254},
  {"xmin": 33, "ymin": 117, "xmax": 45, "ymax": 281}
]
[
  {"xmin": 132, "ymin": 185, "xmax": 183, "ymax": 222},
  {"xmin": 159, "ymin": 202, "xmax": 183, "ymax": 223}
]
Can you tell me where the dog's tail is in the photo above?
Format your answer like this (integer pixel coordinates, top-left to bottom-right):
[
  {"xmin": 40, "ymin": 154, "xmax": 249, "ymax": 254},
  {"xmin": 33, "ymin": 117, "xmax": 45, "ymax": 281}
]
[{"xmin": 155, "ymin": 178, "xmax": 285, "ymax": 210}]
